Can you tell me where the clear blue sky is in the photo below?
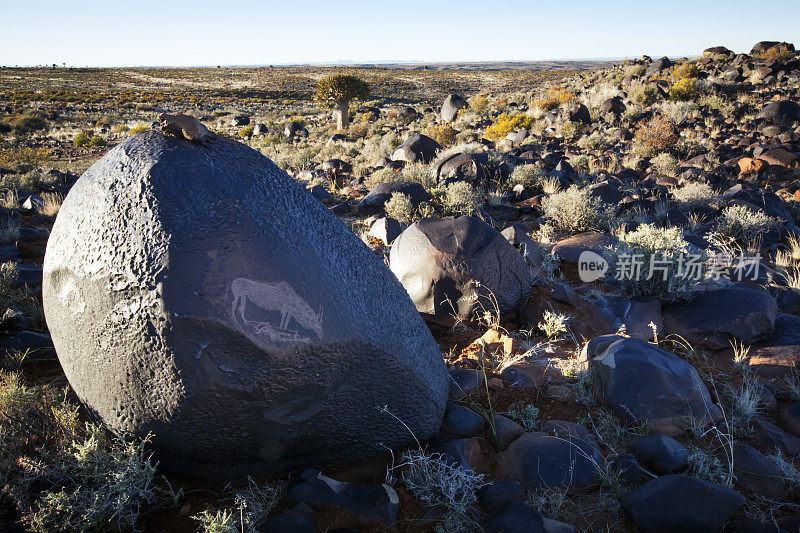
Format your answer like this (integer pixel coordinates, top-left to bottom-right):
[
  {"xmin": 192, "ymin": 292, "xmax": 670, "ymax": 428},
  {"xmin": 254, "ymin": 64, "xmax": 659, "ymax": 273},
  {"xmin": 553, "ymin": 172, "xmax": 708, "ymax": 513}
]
[{"xmin": 3, "ymin": 0, "xmax": 799, "ymax": 67}]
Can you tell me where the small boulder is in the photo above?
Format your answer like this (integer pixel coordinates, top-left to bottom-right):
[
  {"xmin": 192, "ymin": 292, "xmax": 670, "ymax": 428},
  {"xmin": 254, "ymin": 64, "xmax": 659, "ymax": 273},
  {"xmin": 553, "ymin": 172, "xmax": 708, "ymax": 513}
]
[
  {"xmin": 391, "ymin": 134, "xmax": 441, "ymax": 164},
  {"xmin": 732, "ymin": 442, "xmax": 786, "ymax": 499},
  {"xmin": 441, "ymin": 94, "xmax": 469, "ymax": 123},
  {"xmin": 623, "ymin": 474, "xmax": 745, "ymax": 533},
  {"xmin": 628, "ymin": 434, "xmax": 689, "ymax": 474},
  {"xmin": 662, "ymin": 285, "xmax": 777, "ymax": 350},
  {"xmin": 586, "ymin": 337, "xmax": 720, "ymax": 436},
  {"xmin": 493, "ymin": 433, "xmax": 601, "ymax": 493},
  {"xmin": 389, "ymin": 216, "xmax": 532, "ymax": 325},
  {"xmin": 758, "ymin": 100, "xmax": 800, "ymax": 124}
]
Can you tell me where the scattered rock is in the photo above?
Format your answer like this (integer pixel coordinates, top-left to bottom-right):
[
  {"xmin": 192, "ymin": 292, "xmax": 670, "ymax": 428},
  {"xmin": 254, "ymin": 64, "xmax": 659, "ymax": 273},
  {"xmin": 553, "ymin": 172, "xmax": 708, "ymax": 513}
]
[
  {"xmin": 628, "ymin": 434, "xmax": 689, "ymax": 475},
  {"xmin": 662, "ymin": 285, "xmax": 777, "ymax": 350},
  {"xmin": 732, "ymin": 442, "xmax": 786, "ymax": 499},
  {"xmin": 586, "ymin": 336, "xmax": 721, "ymax": 436},
  {"xmin": 623, "ymin": 474, "xmax": 745, "ymax": 533},
  {"xmin": 389, "ymin": 216, "xmax": 532, "ymax": 325},
  {"xmin": 493, "ymin": 433, "xmax": 602, "ymax": 493}
]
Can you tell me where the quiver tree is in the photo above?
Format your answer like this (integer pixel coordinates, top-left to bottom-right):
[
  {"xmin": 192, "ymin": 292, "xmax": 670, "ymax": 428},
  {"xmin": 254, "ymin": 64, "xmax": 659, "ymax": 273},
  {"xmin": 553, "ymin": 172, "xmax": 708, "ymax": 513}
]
[{"xmin": 316, "ymin": 74, "xmax": 370, "ymax": 130}]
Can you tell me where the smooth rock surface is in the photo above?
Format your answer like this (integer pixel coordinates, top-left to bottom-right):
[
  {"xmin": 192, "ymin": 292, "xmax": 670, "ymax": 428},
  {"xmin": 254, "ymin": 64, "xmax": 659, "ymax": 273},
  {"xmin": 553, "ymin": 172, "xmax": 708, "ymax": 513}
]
[{"xmin": 43, "ymin": 130, "xmax": 448, "ymax": 479}]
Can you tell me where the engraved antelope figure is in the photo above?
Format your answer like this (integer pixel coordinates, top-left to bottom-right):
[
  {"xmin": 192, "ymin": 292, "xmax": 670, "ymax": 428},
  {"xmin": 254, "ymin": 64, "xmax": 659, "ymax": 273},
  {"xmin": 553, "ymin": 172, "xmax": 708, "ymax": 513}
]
[{"xmin": 230, "ymin": 278, "xmax": 323, "ymax": 343}]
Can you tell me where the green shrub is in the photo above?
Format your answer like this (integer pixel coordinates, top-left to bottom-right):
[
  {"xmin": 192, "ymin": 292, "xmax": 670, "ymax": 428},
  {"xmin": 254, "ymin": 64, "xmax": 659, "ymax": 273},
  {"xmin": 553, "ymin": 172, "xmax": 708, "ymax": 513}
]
[
  {"xmin": 650, "ymin": 152, "xmax": 679, "ymax": 177},
  {"xmin": 510, "ymin": 164, "xmax": 544, "ymax": 188},
  {"xmin": 717, "ymin": 204, "xmax": 784, "ymax": 250},
  {"xmin": 629, "ymin": 83, "xmax": 658, "ymax": 107},
  {"xmin": 484, "ymin": 113, "xmax": 533, "ymax": 141},
  {"xmin": 0, "ymin": 373, "xmax": 164, "ymax": 533},
  {"xmin": 443, "ymin": 182, "xmax": 482, "ymax": 216},
  {"xmin": 605, "ymin": 223, "xmax": 699, "ymax": 302},
  {"xmin": 669, "ymin": 77, "xmax": 698, "ymax": 101},
  {"xmin": 73, "ymin": 132, "xmax": 105, "ymax": 147},
  {"xmin": 399, "ymin": 449, "xmax": 486, "ymax": 532},
  {"xmin": 238, "ymin": 125, "xmax": 254, "ymax": 138},
  {"xmin": 384, "ymin": 192, "xmax": 414, "ymax": 223},
  {"xmin": 9, "ymin": 115, "xmax": 48, "ymax": 134},
  {"xmin": 364, "ymin": 166, "xmax": 403, "ymax": 189},
  {"xmin": 672, "ymin": 183, "xmax": 719, "ymax": 212},
  {"xmin": 507, "ymin": 404, "xmax": 540, "ymax": 430},
  {"xmin": 193, "ymin": 479, "xmax": 283, "ymax": 533},
  {"xmin": 542, "ymin": 186, "xmax": 612, "ymax": 233}
]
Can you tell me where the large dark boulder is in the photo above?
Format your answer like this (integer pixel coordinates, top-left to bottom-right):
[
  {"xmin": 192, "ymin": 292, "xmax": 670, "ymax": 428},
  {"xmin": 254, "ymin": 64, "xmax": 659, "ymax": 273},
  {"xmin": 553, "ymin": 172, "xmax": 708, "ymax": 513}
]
[
  {"xmin": 703, "ymin": 46, "xmax": 734, "ymax": 58},
  {"xmin": 758, "ymin": 100, "xmax": 800, "ymax": 125},
  {"xmin": 441, "ymin": 94, "xmax": 469, "ymax": 123},
  {"xmin": 645, "ymin": 56, "xmax": 672, "ymax": 77},
  {"xmin": 391, "ymin": 134, "xmax": 441, "ymax": 164},
  {"xmin": 662, "ymin": 285, "xmax": 777, "ymax": 350},
  {"xmin": 389, "ymin": 216, "xmax": 532, "ymax": 325},
  {"xmin": 623, "ymin": 474, "xmax": 745, "ymax": 533},
  {"xmin": 584, "ymin": 336, "xmax": 721, "ymax": 436},
  {"xmin": 431, "ymin": 152, "xmax": 490, "ymax": 185},
  {"xmin": 43, "ymin": 130, "xmax": 448, "ymax": 479},
  {"xmin": 355, "ymin": 181, "xmax": 432, "ymax": 215},
  {"xmin": 751, "ymin": 41, "xmax": 795, "ymax": 55}
]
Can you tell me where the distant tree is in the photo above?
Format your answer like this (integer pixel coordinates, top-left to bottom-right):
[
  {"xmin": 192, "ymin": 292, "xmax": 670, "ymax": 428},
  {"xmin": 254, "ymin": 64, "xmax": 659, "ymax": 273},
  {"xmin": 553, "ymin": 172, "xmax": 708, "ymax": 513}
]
[{"xmin": 316, "ymin": 73, "xmax": 370, "ymax": 130}]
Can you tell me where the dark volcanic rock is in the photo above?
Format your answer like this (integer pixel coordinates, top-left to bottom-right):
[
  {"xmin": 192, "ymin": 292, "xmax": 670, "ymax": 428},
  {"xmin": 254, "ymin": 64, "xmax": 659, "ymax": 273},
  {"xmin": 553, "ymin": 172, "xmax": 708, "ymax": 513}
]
[
  {"xmin": 355, "ymin": 181, "xmax": 432, "ymax": 215},
  {"xmin": 628, "ymin": 434, "xmax": 689, "ymax": 474},
  {"xmin": 493, "ymin": 433, "xmax": 601, "ymax": 493},
  {"xmin": 391, "ymin": 133, "xmax": 441, "ymax": 164},
  {"xmin": 758, "ymin": 100, "xmax": 800, "ymax": 124},
  {"xmin": 662, "ymin": 285, "xmax": 777, "ymax": 350},
  {"xmin": 389, "ymin": 216, "xmax": 532, "ymax": 325},
  {"xmin": 623, "ymin": 474, "xmax": 745, "ymax": 533},
  {"xmin": 585, "ymin": 336, "xmax": 720, "ymax": 436},
  {"xmin": 43, "ymin": 130, "xmax": 448, "ymax": 479},
  {"xmin": 441, "ymin": 93, "xmax": 469, "ymax": 123}
]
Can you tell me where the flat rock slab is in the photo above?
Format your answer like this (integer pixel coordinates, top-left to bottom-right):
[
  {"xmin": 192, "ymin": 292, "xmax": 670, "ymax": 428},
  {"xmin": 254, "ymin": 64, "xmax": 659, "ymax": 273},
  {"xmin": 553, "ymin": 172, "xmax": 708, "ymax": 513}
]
[
  {"xmin": 662, "ymin": 285, "xmax": 777, "ymax": 350},
  {"xmin": 623, "ymin": 474, "xmax": 745, "ymax": 533}
]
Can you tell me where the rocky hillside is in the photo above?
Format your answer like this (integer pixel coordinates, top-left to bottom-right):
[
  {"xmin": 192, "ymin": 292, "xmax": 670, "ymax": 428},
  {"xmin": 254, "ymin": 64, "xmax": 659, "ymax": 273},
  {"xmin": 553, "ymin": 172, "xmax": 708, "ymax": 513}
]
[{"xmin": 1, "ymin": 40, "xmax": 800, "ymax": 532}]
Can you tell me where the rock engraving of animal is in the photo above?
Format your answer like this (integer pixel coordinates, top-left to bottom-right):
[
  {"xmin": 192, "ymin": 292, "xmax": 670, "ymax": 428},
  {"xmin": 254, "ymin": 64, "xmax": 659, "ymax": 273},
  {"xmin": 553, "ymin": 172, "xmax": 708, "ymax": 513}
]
[{"xmin": 230, "ymin": 278, "xmax": 323, "ymax": 344}]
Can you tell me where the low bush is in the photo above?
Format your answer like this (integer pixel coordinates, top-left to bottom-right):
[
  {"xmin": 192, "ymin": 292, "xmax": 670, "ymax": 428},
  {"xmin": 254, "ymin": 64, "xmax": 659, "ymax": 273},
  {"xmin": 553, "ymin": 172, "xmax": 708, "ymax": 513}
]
[
  {"xmin": 484, "ymin": 113, "xmax": 533, "ymax": 141},
  {"xmin": 633, "ymin": 117, "xmax": 679, "ymax": 157},
  {"xmin": 0, "ymin": 145, "xmax": 51, "ymax": 170},
  {"xmin": 716, "ymin": 204, "xmax": 784, "ymax": 251},
  {"xmin": 672, "ymin": 183, "xmax": 719, "ymax": 212},
  {"xmin": 424, "ymin": 122, "xmax": 457, "ymax": 148},
  {"xmin": 605, "ymin": 223, "xmax": 698, "ymax": 302},
  {"xmin": 0, "ymin": 372, "xmax": 165, "ymax": 532},
  {"xmin": 510, "ymin": 164, "xmax": 544, "ymax": 189},
  {"xmin": 398, "ymin": 449, "xmax": 486, "ymax": 532},
  {"xmin": 629, "ymin": 83, "xmax": 658, "ymax": 107},
  {"xmin": 542, "ymin": 186, "xmax": 612, "ymax": 233},
  {"xmin": 443, "ymin": 182, "xmax": 482, "ymax": 216},
  {"xmin": 384, "ymin": 192, "xmax": 414, "ymax": 223},
  {"xmin": 73, "ymin": 132, "xmax": 105, "ymax": 147}
]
